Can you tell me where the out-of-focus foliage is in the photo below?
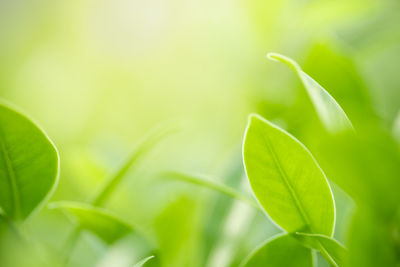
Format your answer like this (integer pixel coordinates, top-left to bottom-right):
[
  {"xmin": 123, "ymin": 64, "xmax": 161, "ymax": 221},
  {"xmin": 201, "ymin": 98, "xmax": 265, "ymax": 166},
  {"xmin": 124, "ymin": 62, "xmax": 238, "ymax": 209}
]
[
  {"xmin": 49, "ymin": 201, "xmax": 133, "ymax": 244},
  {"xmin": 0, "ymin": 0, "xmax": 399, "ymax": 266}
]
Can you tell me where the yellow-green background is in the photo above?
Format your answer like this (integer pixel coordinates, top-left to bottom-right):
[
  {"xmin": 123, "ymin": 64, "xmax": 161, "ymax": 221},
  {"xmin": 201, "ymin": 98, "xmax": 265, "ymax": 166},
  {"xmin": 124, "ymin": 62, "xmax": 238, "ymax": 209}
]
[{"xmin": 0, "ymin": 0, "xmax": 399, "ymax": 266}]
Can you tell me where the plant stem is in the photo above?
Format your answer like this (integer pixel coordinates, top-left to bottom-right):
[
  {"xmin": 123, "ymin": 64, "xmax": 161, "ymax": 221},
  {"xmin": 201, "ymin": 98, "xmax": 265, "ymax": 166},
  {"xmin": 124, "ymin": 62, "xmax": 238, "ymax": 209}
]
[{"xmin": 319, "ymin": 244, "xmax": 337, "ymax": 267}]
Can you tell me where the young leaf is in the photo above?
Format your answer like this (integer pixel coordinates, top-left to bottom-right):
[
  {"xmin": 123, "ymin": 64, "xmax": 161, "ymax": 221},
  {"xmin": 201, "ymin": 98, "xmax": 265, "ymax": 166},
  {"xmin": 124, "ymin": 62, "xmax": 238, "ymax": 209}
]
[
  {"xmin": 267, "ymin": 52, "xmax": 354, "ymax": 134},
  {"xmin": 241, "ymin": 234, "xmax": 313, "ymax": 267},
  {"xmin": 133, "ymin": 255, "xmax": 155, "ymax": 267},
  {"xmin": 0, "ymin": 102, "xmax": 59, "ymax": 221},
  {"xmin": 295, "ymin": 232, "xmax": 347, "ymax": 267},
  {"xmin": 243, "ymin": 114, "xmax": 335, "ymax": 235},
  {"xmin": 49, "ymin": 201, "xmax": 132, "ymax": 244},
  {"xmin": 161, "ymin": 171, "xmax": 260, "ymax": 210}
]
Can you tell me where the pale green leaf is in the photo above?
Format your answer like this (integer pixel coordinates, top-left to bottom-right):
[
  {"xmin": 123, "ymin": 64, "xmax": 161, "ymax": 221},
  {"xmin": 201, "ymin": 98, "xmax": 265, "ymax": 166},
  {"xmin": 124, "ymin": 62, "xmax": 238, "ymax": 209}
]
[
  {"xmin": 0, "ymin": 102, "xmax": 59, "ymax": 221},
  {"xmin": 133, "ymin": 255, "xmax": 155, "ymax": 267},
  {"xmin": 49, "ymin": 201, "xmax": 133, "ymax": 244},
  {"xmin": 241, "ymin": 234, "xmax": 313, "ymax": 267},
  {"xmin": 161, "ymin": 171, "xmax": 260, "ymax": 210},
  {"xmin": 243, "ymin": 114, "xmax": 335, "ymax": 235},
  {"xmin": 267, "ymin": 52, "xmax": 354, "ymax": 134},
  {"xmin": 295, "ymin": 232, "xmax": 347, "ymax": 267}
]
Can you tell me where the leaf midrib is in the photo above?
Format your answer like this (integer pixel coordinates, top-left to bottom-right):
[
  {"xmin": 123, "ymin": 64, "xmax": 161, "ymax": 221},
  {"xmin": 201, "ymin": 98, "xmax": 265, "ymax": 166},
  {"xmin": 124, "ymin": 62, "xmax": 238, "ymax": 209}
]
[
  {"xmin": 261, "ymin": 131, "xmax": 312, "ymax": 232},
  {"xmin": 0, "ymin": 128, "xmax": 20, "ymax": 219}
]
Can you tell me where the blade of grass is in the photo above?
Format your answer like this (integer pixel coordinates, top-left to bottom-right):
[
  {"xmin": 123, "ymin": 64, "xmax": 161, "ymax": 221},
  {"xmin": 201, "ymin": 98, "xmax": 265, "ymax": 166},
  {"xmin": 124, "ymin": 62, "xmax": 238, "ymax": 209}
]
[
  {"xmin": 161, "ymin": 171, "xmax": 261, "ymax": 210},
  {"xmin": 59, "ymin": 123, "xmax": 177, "ymax": 266},
  {"xmin": 92, "ymin": 123, "xmax": 178, "ymax": 206}
]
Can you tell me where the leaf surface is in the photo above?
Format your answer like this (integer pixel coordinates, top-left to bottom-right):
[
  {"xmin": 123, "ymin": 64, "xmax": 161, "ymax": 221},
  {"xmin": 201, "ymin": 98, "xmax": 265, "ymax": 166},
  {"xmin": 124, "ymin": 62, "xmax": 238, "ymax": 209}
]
[
  {"xmin": 241, "ymin": 234, "xmax": 313, "ymax": 267},
  {"xmin": 49, "ymin": 201, "xmax": 132, "ymax": 244},
  {"xmin": 295, "ymin": 232, "xmax": 347, "ymax": 266},
  {"xmin": 243, "ymin": 114, "xmax": 335, "ymax": 235},
  {"xmin": 267, "ymin": 52, "xmax": 353, "ymax": 134},
  {"xmin": 0, "ymin": 103, "xmax": 59, "ymax": 221}
]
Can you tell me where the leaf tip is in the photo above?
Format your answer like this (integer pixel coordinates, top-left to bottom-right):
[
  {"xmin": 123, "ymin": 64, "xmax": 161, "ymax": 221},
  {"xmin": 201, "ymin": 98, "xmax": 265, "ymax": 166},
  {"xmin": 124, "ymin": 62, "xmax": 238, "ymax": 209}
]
[
  {"xmin": 266, "ymin": 52, "xmax": 300, "ymax": 71},
  {"xmin": 266, "ymin": 52, "xmax": 281, "ymax": 61},
  {"xmin": 247, "ymin": 113, "xmax": 263, "ymax": 124}
]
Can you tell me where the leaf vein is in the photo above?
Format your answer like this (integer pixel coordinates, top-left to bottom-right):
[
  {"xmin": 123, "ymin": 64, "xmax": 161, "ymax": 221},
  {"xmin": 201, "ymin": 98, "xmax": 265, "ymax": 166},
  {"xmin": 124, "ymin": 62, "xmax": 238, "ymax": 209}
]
[
  {"xmin": 0, "ymin": 128, "xmax": 20, "ymax": 219},
  {"xmin": 261, "ymin": 131, "xmax": 312, "ymax": 232}
]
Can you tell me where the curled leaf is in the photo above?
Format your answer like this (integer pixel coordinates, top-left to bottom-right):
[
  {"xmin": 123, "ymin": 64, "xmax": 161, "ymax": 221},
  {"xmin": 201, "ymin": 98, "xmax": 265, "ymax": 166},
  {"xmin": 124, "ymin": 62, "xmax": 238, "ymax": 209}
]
[{"xmin": 267, "ymin": 52, "xmax": 354, "ymax": 134}]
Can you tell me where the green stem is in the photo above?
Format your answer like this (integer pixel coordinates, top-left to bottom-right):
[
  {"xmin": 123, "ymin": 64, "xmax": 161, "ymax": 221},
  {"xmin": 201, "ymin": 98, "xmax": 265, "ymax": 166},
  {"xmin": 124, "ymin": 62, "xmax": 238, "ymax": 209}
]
[{"xmin": 319, "ymin": 244, "xmax": 337, "ymax": 267}]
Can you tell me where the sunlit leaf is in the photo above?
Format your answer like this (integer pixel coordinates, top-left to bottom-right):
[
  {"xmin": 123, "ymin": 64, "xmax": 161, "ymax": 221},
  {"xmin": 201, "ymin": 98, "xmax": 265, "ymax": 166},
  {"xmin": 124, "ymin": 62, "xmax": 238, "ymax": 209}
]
[
  {"xmin": 49, "ymin": 201, "xmax": 132, "ymax": 244},
  {"xmin": 295, "ymin": 232, "xmax": 347, "ymax": 266},
  {"xmin": 241, "ymin": 234, "xmax": 313, "ymax": 267},
  {"xmin": 267, "ymin": 52, "xmax": 354, "ymax": 134},
  {"xmin": 243, "ymin": 114, "xmax": 335, "ymax": 235},
  {"xmin": 0, "ymin": 102, "xmax": 59, "ymax": 221},
  {"xmin": 133, "ymin": 255, "xmax": 155, "ymax": 267}
]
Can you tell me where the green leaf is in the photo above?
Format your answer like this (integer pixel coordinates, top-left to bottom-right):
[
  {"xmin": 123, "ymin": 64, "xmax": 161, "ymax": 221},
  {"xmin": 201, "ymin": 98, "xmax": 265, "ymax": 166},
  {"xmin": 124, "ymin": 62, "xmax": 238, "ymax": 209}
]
[
  {"xmin": 49, "ymin": 201, "xmax": 133, "ymax": 244},
  {"xmin": 241, "ymin": 234, "xmax": 313, "ymax": 267},
  {"xmin": 267, "ymin": 52, "xmax": 354, "ymax": 134},
  {"xmin": 161, "ymin": 171, "xmax": 260, "ymax": 210},
  {"xmin": 0, "ymin": 102, "xmax": 59, "ymax": 221},
  {"xmin": 243, "ymin": 114, "xmax": 335, "ymax": 235},
  {"xmin": 133, "ymin": 255, "xmax": 155, "ymax": 267},
  {"xmin": 295, "ymin": 232, "xmax": 347, "ymax": 267}
]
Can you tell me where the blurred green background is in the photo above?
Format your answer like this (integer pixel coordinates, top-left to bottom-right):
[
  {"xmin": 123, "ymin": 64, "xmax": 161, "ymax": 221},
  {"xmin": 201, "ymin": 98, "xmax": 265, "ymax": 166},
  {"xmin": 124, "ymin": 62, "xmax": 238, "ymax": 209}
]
[{"xmin": 0, "ymin": 0, "xmax": 399, "ymax": 266}]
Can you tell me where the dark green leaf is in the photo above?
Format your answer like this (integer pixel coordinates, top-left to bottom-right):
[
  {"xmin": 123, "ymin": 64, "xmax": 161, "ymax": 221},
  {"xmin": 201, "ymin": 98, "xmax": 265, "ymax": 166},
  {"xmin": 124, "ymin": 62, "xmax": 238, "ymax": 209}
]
[{"xmin": 0, "ymin": 102, "xmax": 59, "ymax": 221}]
